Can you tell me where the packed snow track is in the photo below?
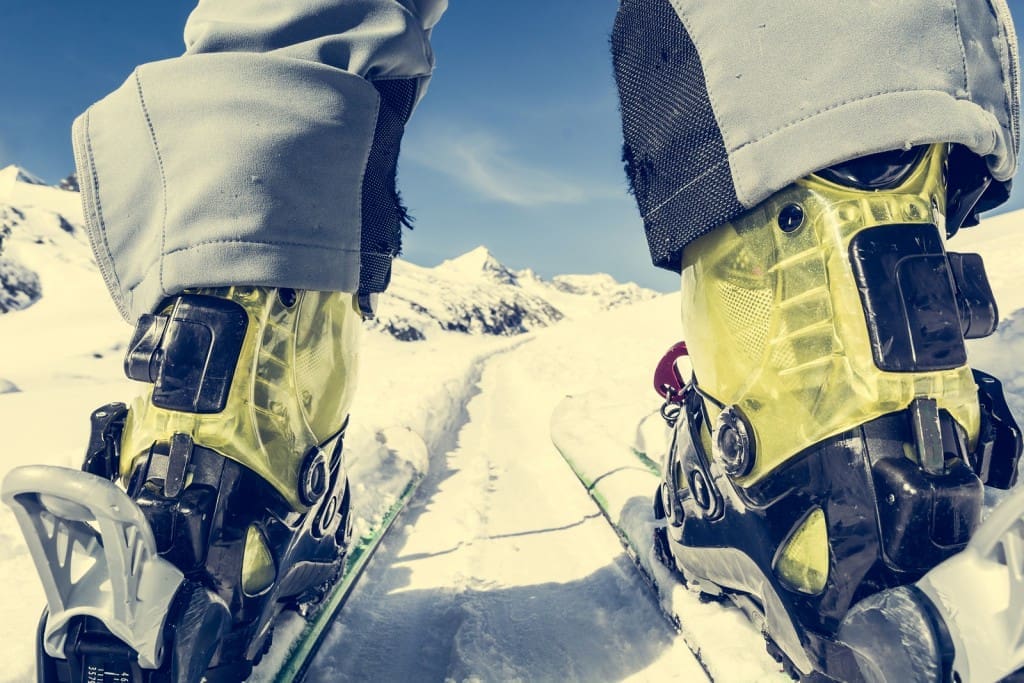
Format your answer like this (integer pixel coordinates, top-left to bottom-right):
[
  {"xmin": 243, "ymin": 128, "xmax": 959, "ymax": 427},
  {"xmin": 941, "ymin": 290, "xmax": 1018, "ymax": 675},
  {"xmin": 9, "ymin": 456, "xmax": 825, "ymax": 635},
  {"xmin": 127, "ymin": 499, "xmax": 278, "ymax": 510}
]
[{"xmin": 302, "ymin": 326, "xmax": 708, "ymax": 681}]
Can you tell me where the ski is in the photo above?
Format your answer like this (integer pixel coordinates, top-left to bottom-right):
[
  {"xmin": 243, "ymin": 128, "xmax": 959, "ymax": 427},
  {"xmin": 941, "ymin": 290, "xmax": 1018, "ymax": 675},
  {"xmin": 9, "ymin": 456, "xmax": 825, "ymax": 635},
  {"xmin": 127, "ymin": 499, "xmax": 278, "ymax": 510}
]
[
  {"xmin": 550, "ymin": 391, "xmax": 789, "ymax": 682},
  {"xmin": 552, "ymin": 385, "xmax": 1024, "ymax": 682},
  {"xmin": 259, "ymin": 425, "xmax": 428, "ymax": 682},
  {"xmin": 266, "ymin": 473, "xmax": 420, "ymax": 682}
]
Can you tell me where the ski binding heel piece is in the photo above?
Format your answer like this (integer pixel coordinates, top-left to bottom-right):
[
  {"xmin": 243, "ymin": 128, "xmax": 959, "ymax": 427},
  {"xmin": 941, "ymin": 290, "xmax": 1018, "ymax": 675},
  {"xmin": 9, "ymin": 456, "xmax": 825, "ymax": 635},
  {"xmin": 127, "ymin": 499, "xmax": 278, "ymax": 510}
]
[
  {"xmin": 2, "ymin": 465, "xmax": 185, "ymax": 670},
  {"xmin": 917, "ymin": 483, "xmax": 1024, "ymax": 683}
]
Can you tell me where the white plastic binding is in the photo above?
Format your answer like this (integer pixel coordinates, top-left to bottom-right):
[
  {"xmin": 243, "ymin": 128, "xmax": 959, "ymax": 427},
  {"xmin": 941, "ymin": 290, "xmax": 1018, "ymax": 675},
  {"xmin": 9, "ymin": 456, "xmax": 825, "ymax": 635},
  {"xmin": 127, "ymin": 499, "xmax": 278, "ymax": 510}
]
[
  {"xmin": 918, "ymin": 484, "xmax": 1024, "ymax": 683},
  {"xmin": 2, "ymin": 465, "xmax": 184, "ymax": 670}
]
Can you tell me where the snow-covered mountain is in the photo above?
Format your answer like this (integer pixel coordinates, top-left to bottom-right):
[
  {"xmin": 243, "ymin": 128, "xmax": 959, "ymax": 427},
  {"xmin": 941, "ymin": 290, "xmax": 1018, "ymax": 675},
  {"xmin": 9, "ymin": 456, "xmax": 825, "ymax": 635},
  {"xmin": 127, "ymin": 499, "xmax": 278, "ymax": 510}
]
[
  {"xmin": 0, "ymin": 165, "xmax": 83, "ymax": 219},
  {"xmin": 373, "ymin": 246, "xmax": 657, "ymax": 340},
  {"xmin": 0, "ymin": 179, "xmax": 98, "ymax": 318},
  {"xmin": 0, "ymin": 167, "xmax": 657, "ymax": 343},
  {"xmin": 374, "ymin": 257, "xmax": 565, "ymax": 341},
  {"xmin": 0, "ymin": 207, "xmax": 41, "ymax": 313},
  {"xmin": 438, "ymin": 245, "xmax": 522, "ymax": 285},
  {"xmin": 0, "ymin": 165, "xmax": 46, "ymax": 188}
]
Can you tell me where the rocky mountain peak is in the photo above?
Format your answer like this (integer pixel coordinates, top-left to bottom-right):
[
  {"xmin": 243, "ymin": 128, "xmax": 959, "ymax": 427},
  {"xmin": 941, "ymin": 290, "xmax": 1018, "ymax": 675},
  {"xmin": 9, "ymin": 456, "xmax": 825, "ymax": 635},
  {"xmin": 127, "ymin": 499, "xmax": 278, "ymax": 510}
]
[
  {"xmin": 437, "ymin": 246, "xmax": 519, "ymax": 285},
  {"xmin": 0, "ymin": 165, "xmax": 46, "ymax": 187}
]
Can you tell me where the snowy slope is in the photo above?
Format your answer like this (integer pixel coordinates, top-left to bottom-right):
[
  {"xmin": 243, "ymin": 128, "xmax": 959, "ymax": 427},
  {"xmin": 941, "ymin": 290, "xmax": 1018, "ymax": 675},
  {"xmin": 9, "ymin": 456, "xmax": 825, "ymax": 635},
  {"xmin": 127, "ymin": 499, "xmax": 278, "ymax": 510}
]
[
  {"xmin": 0, "ymin": 197, "xmax": 125, "ymax": 390},
  {"xmin": 0, "ymin": 165, "xmax": 82, "ymax": 220},
  {"xmin": 0, "ymin": 165, "xmax": 47, "ymax": 189},
  {"xmin": 951, "ymin": 211, "xmax": 1024, "ymax": 418},
  {"xmin": 0, "ymin": 207, "xmax": 41, "ymax": 314},
  {"xmin": 948, "ymin": 211, "xmax": 1024, "ymax": 320},
  {"xmin": 0, "ymin": 164, "xmax": 1023, "ymax": 681},
  {"xmin": 299, "ymin": 294, "xmax": 715, "ymax": 682}
]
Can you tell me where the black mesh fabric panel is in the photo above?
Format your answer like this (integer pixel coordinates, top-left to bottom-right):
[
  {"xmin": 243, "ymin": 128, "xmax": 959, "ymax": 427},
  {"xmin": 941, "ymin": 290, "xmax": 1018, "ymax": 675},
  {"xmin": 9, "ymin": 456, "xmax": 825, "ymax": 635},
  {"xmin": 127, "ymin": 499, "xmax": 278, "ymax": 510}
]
[
  {"xmin": 358, "ymin": 78, "xmax": 417, "ymax": 295},
  {"xmin": 612, "ymin": 0, "xmax": 745, "ymax": 272}
]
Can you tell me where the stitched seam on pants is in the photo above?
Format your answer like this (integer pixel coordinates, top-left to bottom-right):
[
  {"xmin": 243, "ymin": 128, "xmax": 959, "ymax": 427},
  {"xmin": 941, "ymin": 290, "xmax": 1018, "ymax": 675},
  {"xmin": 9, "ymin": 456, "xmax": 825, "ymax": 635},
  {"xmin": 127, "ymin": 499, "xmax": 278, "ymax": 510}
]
[
  {"xmin": 163, "ymin": 239, "xmax": 363, "ymax": 257},
  {"xmin": 134, "ymin": 70, "xmax": 169, "ymax": 300},
  {"xmin": 645, "ymin": 158, "xmax": 732, "ymax": 218},
  {"xmin": 987, "ymin": 0, "xmax": 1018, "ymax": 158},
  {"xmin": 81, "ymin": 110, "xmax": 124, "ymax": 295},
  {"xmin": 729, "ymin": 88, "xmax": 968, "ymax": 153},
  {"xmin": 370, "ymin": 72, "xmax": 432, "ymax": 82},
  {"xmin": 950, "ymin": 0, "xmax": 971, "ymax": 96}
]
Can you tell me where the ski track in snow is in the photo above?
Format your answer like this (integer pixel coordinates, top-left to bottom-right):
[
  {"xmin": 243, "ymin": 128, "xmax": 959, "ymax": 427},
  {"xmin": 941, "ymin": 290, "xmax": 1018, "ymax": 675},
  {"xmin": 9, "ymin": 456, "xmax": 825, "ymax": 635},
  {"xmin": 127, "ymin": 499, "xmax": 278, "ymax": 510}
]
[{"xmin": 307, "ymin": 329, "xmax": 707, "ymax": 681}]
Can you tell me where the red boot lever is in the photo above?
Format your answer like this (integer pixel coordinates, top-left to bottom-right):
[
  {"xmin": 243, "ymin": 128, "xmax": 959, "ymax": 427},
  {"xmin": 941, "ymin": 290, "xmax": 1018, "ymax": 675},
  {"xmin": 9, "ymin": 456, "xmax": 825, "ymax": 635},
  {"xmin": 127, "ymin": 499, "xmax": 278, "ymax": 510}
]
[{"xmin": 653, "ymin": 341, "xmax": 688, "ymax": 403}]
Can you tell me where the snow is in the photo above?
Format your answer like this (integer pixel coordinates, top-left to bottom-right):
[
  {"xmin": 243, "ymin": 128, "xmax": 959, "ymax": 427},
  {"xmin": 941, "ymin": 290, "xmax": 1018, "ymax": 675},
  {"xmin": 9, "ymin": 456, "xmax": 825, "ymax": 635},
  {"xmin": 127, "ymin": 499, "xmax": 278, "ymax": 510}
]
[
  {"xmin": 301, "ymin": 296, "xmax": 711, "ymax": 681},
  {"xmin": 436, "ymin": 245, "xmax": 521, "ymax": 285},
  {"xmin": 551, "ymin": 391, "xmax": 789, "ymax": 681},
  {"xmin": 1, "ymin": 167, "xmax": 1023, "ymax": 681},
  {"xmin": 948, "ymin": 212, "xmax": 1024, "ymax": 320},
  {"xmin": 0, "ymin": 165, "xmax": 47, "ymax": 188},
  {"xmin": 0, "ymin": 166, "xmax": 82, "ymax": 221}
]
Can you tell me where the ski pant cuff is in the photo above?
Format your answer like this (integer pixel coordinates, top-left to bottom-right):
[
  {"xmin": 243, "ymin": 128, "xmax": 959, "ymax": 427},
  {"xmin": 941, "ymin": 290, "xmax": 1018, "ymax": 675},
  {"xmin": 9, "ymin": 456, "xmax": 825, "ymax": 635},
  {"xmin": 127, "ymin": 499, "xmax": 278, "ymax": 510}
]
[
  {"xmin": 128, "ymin": 241, "xmax": 362, "ymax": 320},
  {"xmin": 729, "ymin": 90, "xmax": 1006, "ymax": 211},
  {"xmin": 72, "ymin": 52, "xmax": 380, "ymax": 321}
]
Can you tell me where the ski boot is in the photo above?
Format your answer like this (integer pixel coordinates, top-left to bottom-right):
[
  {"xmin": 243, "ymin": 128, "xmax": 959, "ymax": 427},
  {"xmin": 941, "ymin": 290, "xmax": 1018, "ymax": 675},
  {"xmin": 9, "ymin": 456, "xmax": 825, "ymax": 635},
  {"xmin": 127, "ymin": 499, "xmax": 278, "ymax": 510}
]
[
  {"xmin": 3, "ymin": 286, "xmax": 362, "ymax": 681},
  {"xmin": 652, "ymin": 144, "xmax": 1024, "ymax": 682}
]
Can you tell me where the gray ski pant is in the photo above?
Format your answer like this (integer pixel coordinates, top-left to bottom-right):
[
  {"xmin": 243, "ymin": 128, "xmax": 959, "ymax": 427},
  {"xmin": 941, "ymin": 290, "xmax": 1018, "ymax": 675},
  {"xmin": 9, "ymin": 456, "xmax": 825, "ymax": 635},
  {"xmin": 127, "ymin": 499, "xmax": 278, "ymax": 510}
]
[
  {"xmin": 74, "ymin": 0, "xmax": 1018, "ymax": 322},
  {"xmin": 74, "ymin": 0, "xmax": 447, "ymax": 321}
]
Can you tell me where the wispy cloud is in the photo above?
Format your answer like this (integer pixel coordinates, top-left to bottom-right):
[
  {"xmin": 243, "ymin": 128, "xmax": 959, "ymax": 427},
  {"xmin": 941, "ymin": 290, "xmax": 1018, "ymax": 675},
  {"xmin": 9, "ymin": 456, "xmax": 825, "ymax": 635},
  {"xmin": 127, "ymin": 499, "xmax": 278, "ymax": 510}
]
[{"xmin": 405, "ymin": 127, "xmax": 605, "ymax": 206}]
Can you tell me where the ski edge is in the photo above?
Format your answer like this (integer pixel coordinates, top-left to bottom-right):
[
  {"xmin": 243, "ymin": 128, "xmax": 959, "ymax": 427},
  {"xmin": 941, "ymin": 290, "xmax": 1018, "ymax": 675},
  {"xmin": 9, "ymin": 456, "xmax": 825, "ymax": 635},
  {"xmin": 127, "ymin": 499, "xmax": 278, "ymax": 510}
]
[
  {"xmin": 271, "ymin": 470, "xmax": 426, "ymax": 682},
  {"xmin": 549, "ymin": 422, "xmax": 717, "ymax": 682}
]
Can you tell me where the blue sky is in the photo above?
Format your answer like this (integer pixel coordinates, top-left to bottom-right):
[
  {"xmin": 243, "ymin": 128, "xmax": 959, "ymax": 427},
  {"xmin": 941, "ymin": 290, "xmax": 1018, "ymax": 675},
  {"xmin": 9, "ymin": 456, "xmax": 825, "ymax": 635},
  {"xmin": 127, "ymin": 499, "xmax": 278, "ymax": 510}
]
[{"xmin": 2, "ymin": 2, "xmax": 1023, "ymax": 293}]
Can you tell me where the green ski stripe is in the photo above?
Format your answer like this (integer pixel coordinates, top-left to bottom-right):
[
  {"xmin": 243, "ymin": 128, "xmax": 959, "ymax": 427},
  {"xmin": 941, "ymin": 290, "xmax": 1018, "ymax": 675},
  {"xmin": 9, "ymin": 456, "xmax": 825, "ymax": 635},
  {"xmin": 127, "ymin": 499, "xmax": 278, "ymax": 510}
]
[
  {"xmin": 273, "ymin": 472, "xmax": 425, "ymax": 682},
  {"xmin": 631, "ymin": 448, "xmax": 661, "ymax": 476}
]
